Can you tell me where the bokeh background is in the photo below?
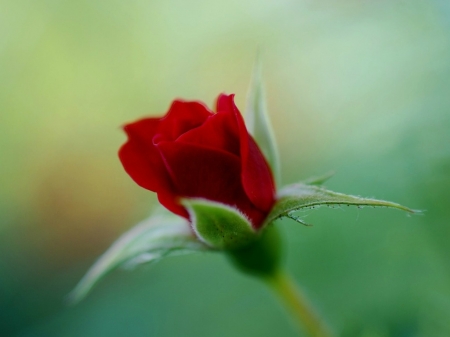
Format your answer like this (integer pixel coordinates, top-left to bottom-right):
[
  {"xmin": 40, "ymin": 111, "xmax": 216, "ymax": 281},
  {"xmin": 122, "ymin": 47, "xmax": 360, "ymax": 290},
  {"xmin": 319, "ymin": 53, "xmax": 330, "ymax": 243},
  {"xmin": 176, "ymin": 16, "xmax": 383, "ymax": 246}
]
[{"xmin": 1, "ymin": 0, "xmax": 450, "ymax": 336}]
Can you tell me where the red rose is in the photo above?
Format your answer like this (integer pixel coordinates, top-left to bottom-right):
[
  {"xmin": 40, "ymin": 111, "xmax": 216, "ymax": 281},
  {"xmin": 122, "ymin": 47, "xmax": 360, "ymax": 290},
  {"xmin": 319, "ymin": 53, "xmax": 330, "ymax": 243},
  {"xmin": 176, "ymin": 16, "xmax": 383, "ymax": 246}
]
[{"xmin": 119, "ymin": 93, "xmax": 275, "ymax": 229}]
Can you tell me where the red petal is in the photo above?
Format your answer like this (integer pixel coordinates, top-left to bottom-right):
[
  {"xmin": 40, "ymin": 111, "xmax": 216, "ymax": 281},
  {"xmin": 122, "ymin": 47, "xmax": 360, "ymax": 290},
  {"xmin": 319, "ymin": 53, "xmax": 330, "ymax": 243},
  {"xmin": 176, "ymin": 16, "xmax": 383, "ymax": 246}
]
[
  {"xmin": 157, "ymin": 190, "xmax": 189, "ymax": 219},
  {"xmin": 176, "ymin": 107, "xmax": 240, "ymax": 156},
  {"xmin": 154, "ymin": 100, "xmax": 213, "ymax": 143},
  {"xmin": 119, "ymin": 118, "xmax": 173, "ymax": 192},
  {"xmin": 216, "ymin": 94, "xmax": 275, "ymax": 213},
  {"xmin": 156, "ymin": 141, "xmax": 266, "ymax": 227}
]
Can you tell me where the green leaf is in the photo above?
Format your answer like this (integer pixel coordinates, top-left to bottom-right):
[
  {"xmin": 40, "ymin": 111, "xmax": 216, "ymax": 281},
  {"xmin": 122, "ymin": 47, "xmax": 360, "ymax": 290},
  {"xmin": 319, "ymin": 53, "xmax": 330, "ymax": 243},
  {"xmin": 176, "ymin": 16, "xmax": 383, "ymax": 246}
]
[
  {"xmin": 67, "ymin": 209, "xmax": 207, "ymax": 304},
  {"xmin": 182, "ymin": 198, "xmax": 258, "ymax": 250},
  {"xmin": 265, "ymin": 183, "xmax": 417, "ymax": 226},
  {"xmin": 245, "ymin": 55, "xmax": 281, "ymax": 186}
]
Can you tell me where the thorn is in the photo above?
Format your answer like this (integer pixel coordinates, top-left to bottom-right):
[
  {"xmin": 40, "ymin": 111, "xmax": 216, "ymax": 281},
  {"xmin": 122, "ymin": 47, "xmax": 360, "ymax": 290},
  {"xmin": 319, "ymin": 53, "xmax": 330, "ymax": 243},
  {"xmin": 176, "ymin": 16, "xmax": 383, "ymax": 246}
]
[{"xmin": 286, "ymin": 213, "xmax": 313, "ymax": 227}]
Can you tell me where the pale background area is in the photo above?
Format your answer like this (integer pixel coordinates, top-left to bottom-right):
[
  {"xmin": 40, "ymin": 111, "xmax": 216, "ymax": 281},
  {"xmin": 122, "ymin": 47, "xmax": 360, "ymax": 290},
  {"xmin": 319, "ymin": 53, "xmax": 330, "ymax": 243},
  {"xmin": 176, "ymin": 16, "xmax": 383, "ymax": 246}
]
[{"xmin": 1, "ymin": 0, "xmax": 449, "ymax": 336}]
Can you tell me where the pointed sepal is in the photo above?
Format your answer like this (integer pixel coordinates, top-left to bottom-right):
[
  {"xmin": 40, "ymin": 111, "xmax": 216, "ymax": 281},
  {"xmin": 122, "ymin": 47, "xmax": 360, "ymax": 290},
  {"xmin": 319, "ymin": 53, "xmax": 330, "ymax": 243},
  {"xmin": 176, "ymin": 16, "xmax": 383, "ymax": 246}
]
[
  {"xmin": 300, "ymin": 171, "xmax": 335, "ymax": 186},
  {"xmin": 68, "ymin": 209, "xmax": 207, "ymax": 304},
  {"xmin": 265, "ymin": 183, "xmax": 417, "ymax": 226},
  {"xmin": 245, "ymin": 56, "xmax": 281, "ymax": 185},
  {"xmin": 182, "ymin": 198, "xmax": 258, "ymax": 250}
]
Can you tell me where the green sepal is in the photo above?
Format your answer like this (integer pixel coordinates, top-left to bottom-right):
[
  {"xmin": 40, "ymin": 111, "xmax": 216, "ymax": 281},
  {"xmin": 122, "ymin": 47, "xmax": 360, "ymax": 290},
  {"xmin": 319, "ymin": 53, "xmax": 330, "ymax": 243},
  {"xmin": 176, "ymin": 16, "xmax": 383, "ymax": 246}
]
[
  {"xmin": 245, "ymin": 55, "xmax": 281, "ymax": 186},
  {"xmin": 227, "ymin": 225, "xmax": 282, "ymax": 278},
  {"xmin": 67, "ymin": 209, "xmax": 207, "ymax": 304},
  {"xmin": 181, "ymin": 198, "xmax": 258, "ymax": 250},
  {"xmin": 265, "ymin": 183, "xmax": 417, "ymax": 226},
  {"xmin": 300, "ymin": 171, "xmax": 335, "ymax": 186}
]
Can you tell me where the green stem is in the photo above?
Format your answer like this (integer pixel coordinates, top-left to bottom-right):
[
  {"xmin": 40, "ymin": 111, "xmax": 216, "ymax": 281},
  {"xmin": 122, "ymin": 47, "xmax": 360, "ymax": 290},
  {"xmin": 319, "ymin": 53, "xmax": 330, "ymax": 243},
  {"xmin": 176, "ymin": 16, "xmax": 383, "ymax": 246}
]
[{"xmin": 266, "ymin": 270, "xmax": 333, "ymax": 337}]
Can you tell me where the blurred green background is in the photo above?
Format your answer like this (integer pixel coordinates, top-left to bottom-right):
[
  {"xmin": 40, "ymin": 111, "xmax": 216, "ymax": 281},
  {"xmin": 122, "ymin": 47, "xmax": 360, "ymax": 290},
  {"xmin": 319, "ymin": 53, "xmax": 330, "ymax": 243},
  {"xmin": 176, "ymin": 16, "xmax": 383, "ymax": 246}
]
[{"xmin": 1, "ymin": 0, "xmax": 449, "ymax": 336}]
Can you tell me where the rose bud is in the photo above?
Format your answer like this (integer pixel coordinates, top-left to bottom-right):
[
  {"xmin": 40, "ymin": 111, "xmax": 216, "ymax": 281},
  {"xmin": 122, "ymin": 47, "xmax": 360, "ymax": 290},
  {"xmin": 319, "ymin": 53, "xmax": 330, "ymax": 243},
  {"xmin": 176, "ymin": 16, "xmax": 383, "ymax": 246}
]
[{"xmin": 119, "ymin": 94, "xmax": 276, "ymax": 249}]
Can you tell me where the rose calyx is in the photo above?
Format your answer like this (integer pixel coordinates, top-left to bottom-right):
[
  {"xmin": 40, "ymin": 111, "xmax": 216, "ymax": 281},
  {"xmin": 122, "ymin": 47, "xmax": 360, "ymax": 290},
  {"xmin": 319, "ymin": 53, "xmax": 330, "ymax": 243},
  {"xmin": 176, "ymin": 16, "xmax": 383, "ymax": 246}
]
[{"xmin": 181, "ymin": 198, "xmax": 259, "ymax": 250}]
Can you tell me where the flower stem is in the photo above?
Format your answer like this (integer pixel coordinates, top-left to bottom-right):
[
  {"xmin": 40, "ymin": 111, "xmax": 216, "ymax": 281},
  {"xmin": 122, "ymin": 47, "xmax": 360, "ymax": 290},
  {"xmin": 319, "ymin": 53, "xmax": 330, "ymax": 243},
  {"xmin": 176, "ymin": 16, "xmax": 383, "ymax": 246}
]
[{"xmin": 266, "ymin": 270, "xmax": 333, "ymax": 337}]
